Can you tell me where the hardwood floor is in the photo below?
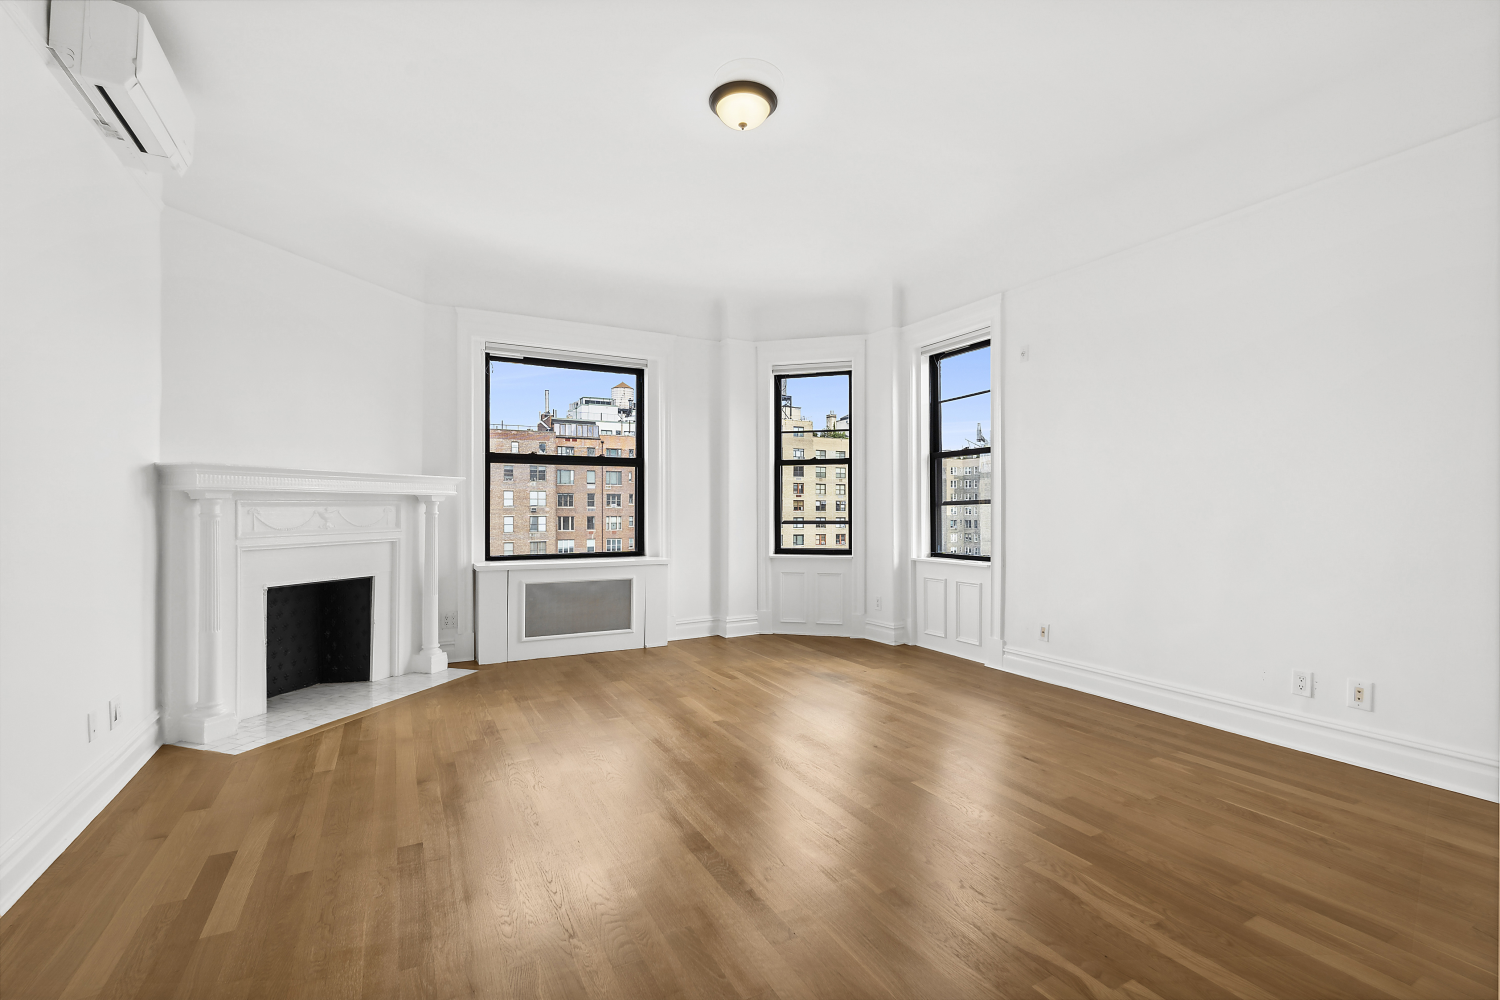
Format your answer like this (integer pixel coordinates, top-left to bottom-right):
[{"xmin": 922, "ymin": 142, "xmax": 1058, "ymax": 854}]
[{"xmin": 2, "ymin": 635, "xmax": 1494, "ymax": 999}]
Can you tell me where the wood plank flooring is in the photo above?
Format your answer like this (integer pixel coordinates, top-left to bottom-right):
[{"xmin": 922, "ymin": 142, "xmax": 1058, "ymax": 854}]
[{"xmin": 1, "ymin": 635, "xmax": 1494, "ymax": 999}]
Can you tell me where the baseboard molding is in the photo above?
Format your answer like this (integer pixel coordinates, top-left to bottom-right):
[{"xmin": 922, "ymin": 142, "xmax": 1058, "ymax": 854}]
[
  {"xmin": 1000, "ymin": 647, "xmax": 1498, "ymax": 802},
  {"xmin": 672, "ymin": 615, "xmax": 764, "ymax": 641},
  {"xmin": 0, "ymin": 712, "xmax": 163, "ymax": 915},
  {"xmin": 865, "ymin": 619, "xmax": 907, "ymax": 645},
  {"xmin": 439, "ymin": 630, "xmax": 475, "ymax": 662}
]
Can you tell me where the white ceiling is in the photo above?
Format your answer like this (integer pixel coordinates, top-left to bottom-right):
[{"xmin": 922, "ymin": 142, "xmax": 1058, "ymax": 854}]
[{"xmin": 133, "ymin": 0, "xmax": 1499, "ymax": 337}]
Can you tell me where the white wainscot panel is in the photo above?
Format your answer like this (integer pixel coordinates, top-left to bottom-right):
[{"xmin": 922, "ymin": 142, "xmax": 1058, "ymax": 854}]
[
  {"xmin": 815, "ymin": 573, "xmax": 844, "ymax": 625},
  {"xmin": 778, "ymin": 571, "xmax": 807, "ymax": 624},
  {"xmin": 955, "ymin": 581, "xmax": 982, "ymax": 646},
  {"xmin": 923, "ymin": 577, "xmax": 947, "ymax": 638},
  {"xmin": 913, "ymin": 558, "xmax": 993, "ymax": 664}
]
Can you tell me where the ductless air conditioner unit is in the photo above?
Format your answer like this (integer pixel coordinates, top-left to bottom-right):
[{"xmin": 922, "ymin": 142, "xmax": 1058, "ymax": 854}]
[{"xmin": 47, "ymin": 0, "xmax": 194, "ymax": 175}]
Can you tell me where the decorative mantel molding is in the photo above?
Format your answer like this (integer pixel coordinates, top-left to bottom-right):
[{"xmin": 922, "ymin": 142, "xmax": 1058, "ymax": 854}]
[
  {"xmin": 159, "ymin": 463, "xmax": 461, "ymax": 497},
  {"xmin": 157, "ymin": 464, "xmax": 464, "ymax": 746}
]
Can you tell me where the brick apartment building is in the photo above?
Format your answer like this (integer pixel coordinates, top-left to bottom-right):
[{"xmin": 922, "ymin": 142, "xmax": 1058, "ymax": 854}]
[
  {"xmin": 487, "ymin": 418, "xmax": 638, "ymax": 557},
  {"xmin": 778, "ymin": 405, "xmax": 850, "ymax": 549}
]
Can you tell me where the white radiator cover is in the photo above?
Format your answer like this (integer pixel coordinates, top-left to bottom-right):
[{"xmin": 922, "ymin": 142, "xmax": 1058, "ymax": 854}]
[{"xmin": 474, "ymin": 558, "xmax": 668, "ymax": 662}]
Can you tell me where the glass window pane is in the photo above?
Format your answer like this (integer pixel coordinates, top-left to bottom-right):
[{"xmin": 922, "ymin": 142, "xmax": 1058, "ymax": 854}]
[
  {"xmin": 487, "ymin": 356, "xmax": 642, "ymax": 558},
  {"xmin": 938, "ymin": 454, "xmax": 992, "ymax": 503},
  {"xmin": 937, "ymin": 345, "xmax": 989, "ymax": 401},
  {"xmin": 779, "ymin": 373, "xmax": 850, "ymax": 435},
  {"xmin": 940, "ymin": 394, "xmax": 991, "ymax": 452},
  {"xmin": 937, "ymin": 503, "xmax": 991, "ymax": 557}
]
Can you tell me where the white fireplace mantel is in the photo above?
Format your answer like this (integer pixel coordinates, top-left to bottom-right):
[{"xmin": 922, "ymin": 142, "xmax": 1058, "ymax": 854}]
[{"xmin": 158, "ymin": 464, "xmax": 463, "ymax": 745}]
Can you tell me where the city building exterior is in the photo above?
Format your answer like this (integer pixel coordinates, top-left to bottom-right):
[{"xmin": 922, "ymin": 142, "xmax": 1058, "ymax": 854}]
[
  {"xmin": 777, "ymin": 403, "xmax": 851, "ymax": 550},
  {"xmin": 487, "ymin": 404, "xmax": 638, "ymax": 557}
]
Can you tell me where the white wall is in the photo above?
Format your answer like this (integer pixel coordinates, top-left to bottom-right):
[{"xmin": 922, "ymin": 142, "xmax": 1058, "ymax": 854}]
[
  {"xmin": 1000, "ymin": 123, "xmax": 1499, "ymax": 799},
  {"xmin": 160, "ymin": 210, "xmax": 427, "ymax": 474},
  {"xmin": 0, "ymin": 13, "xmax": 165, "ymax": 911}
]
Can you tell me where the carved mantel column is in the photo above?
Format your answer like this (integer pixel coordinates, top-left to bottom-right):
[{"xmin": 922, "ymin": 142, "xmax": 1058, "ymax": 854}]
[
  {"xmin": 181, "ymin": 490, "xmax": 238, "ymax": 744},
  {"xmin": 411, "ymin": 495, "xmax": 449, "ymax": 674}
]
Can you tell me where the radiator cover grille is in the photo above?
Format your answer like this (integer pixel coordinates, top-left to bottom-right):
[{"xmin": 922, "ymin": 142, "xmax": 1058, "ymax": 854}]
[{"xmin": 524, "ymin": 579, "xmax": 632, "ymax": 637}]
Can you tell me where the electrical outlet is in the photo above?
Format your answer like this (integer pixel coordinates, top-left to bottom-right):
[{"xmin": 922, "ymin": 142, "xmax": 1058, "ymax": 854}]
[
  {"xmin": 86, "ymin": 712, "xmax": 98, "ymax": 742},
  {"xmin": 1291, "ymin": 671, "xmax": 1313, "ymax": 698},
  {"xmin": 1348, "ymin": 679, "xmax": 1374, "ymax": 712},
  {"xmin": 441, "ymin": 612, "xmax": 457, "ymax": 630},
  {"xmin": 874, "ymin": 597, "xmax": 882, "ymax": 611},
  {"xmin": 108, "ymin": 698, "xmax": 121, "ymax": 729},
  {"xmin": 1020, "ymin": 345, "xmax": 1030, "ymax": 362},
  {"xmin": 1039, "ymin": 623, "xmax": 1050, "ymax": 642}
]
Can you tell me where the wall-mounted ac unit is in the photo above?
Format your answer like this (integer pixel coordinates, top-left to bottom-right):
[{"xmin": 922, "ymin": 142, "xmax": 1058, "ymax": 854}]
[{"xmin": 47, "ymin": 0, "xmax": 194, "ymax": 175}]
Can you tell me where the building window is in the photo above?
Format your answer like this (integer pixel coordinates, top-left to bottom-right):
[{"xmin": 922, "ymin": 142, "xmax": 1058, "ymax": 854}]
[
  {"xmin": 606, "ymin": 538, "xmax": 623, "ymax": 552},
  {"xmin": 929, "ymin": 339, "xmax": 991, "ymax": 559},
  {"xmin": 486, "ymin": 354, "xmax": 644, "ymax": 558},
  {"xmin": 776, "ymin": 370, "xmax": 851, "ymax": 553},
  {"xmin": 586, "ymin": 516, "xmax": 595, "ymax": 530}
]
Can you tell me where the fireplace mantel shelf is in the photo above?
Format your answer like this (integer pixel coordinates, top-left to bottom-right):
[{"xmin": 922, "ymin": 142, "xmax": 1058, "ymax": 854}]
[{"xmin": 158, "ymin": 463, "xmax": 461, "ymax": 497}]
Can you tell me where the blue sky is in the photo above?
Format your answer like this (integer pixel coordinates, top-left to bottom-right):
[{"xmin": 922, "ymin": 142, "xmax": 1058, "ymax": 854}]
[
  {"xmin": 781, "ymin": 373, "xmax": 849, "ymax": 426},
  {"xmin": 938, "ymin": 346, "xmax": 992, "ymax": 449},
  {"xmin": 488, "ymin": 359, "xmax": 637, "ymax": 427}
]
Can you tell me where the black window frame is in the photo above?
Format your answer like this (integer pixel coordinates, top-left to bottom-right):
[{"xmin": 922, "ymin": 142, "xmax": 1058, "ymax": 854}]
[
  {"xmin": 774, "ymin": 369, "xmax": 852, "ymax": 555},
  {"xmin": 929, "ymin": 340, "xmax": 991, "ymax": 561},
  {"xmin": 485, "ymin": 354, "xmax": 645, "ymax": 560}
]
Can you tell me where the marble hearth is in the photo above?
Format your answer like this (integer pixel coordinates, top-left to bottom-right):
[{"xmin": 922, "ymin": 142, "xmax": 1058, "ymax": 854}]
[{"xmin": 158, "ymin": 464, "xmax": 462, "ymax": 745}]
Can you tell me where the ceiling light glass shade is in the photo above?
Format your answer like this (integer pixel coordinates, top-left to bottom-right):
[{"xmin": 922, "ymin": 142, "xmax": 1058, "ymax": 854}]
[{"xmin": 710, "ymin": 80, "xmax": 777, "ymax": 131}]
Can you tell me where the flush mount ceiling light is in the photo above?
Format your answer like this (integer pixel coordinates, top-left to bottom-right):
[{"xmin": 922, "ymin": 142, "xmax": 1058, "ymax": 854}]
[{"xmin": 709, "ymin": 80, "xmax": 777, "ymax": 131}]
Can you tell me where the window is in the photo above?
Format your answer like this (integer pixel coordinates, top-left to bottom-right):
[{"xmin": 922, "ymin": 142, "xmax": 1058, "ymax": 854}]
[
  {"xmin": 929, "ymin": 339, "xmax": 991, "ymax": 558},
  {"xmin": 486, "ymin": 354, "xmax": 644, "ymax": 558},
  {"xmin": 586, "ymin": 516, "xmax": 596, "ymax": 530},
  {"xmin": 606, "ymin": 515, "xmax": 622, "ymax": 531},
  {"xmin": 776, "ymin": 370, "xmax": 851, "ymax": 553},
  {"xmin": 606, "ymin": 538, "xmax": 623, "ymax": 552}
]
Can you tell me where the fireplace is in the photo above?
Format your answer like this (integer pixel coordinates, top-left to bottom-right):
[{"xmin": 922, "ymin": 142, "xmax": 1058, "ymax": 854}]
[{"xmin": 265, "ymin": 577, "xmax": 373, "ymax": 697}]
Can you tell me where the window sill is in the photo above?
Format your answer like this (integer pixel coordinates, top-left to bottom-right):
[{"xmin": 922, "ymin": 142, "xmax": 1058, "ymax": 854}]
[
  {"xmin": 912, "ymin": 555, "xmax": 992, "ymax": 566},
  {"xmin": 474, "ymin": 556, "xmax": 667, "ymax": 572}
]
